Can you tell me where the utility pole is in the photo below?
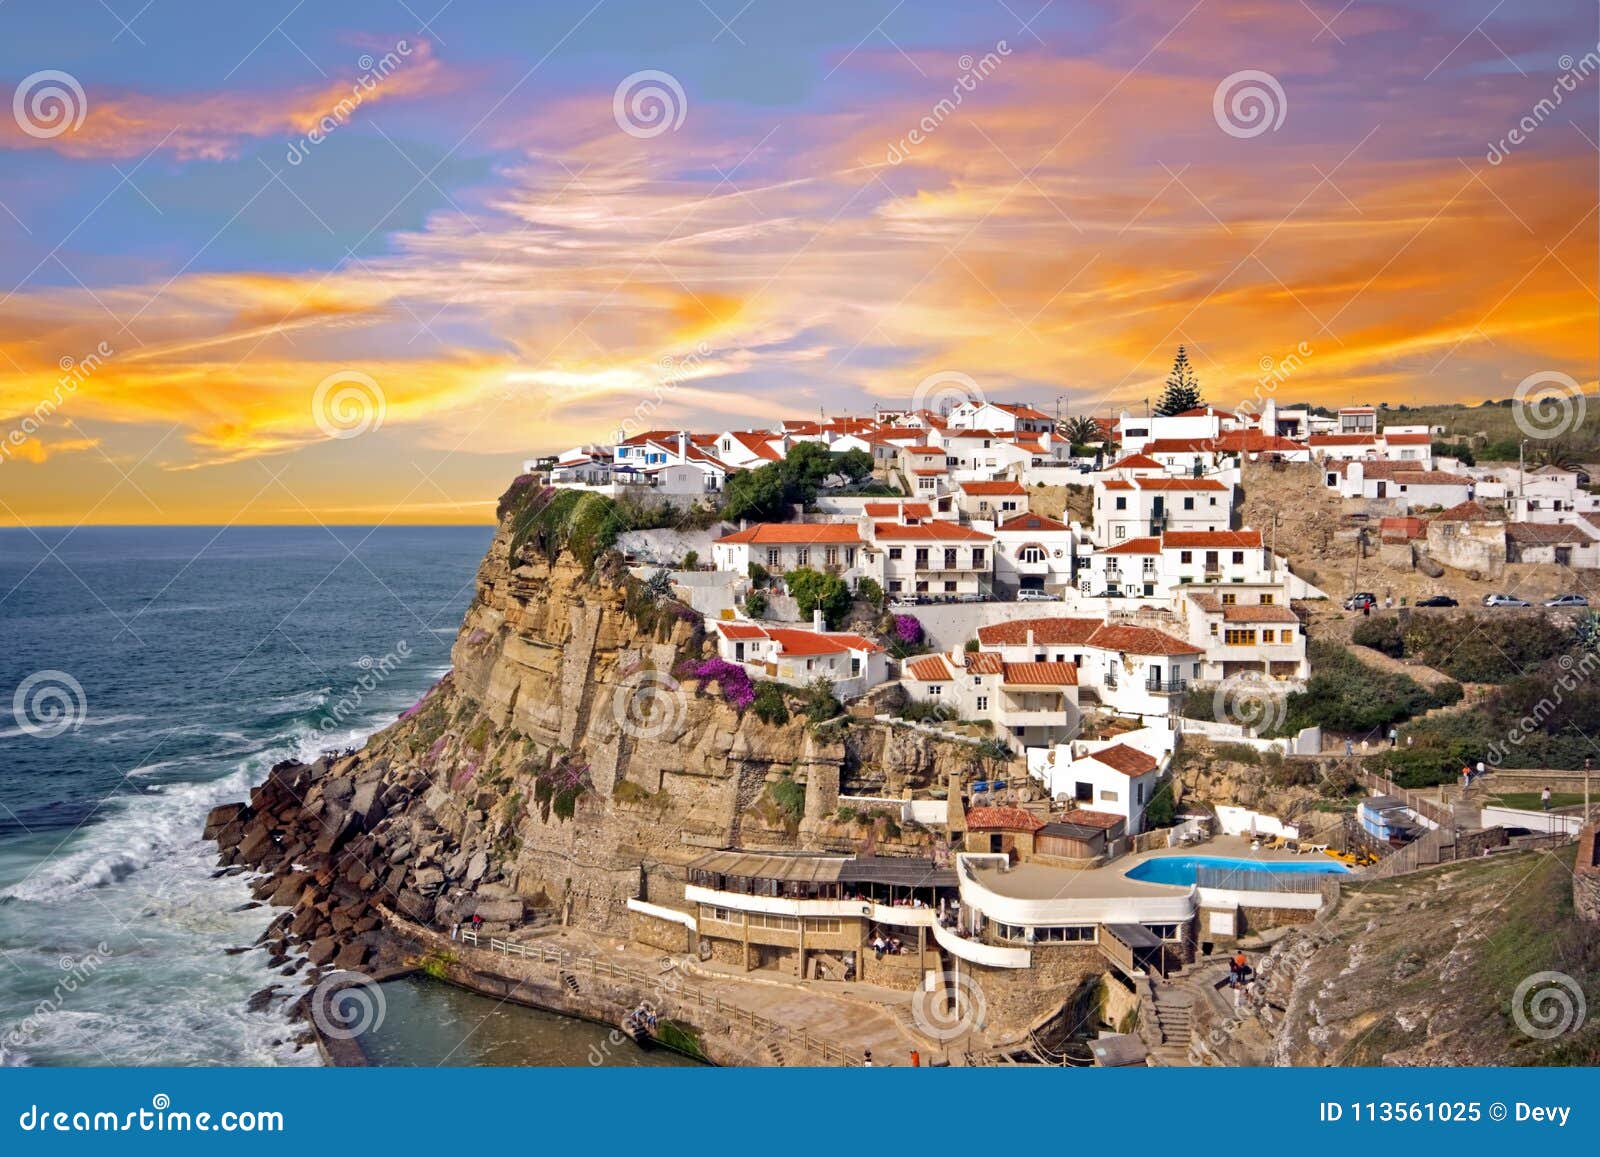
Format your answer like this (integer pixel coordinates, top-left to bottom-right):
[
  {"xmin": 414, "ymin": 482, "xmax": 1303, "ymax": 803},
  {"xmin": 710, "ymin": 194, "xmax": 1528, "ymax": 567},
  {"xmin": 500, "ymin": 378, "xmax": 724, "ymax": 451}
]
[{"xmin": 1519, "ymin": 438, "xmax": 1528, "ymax": 521}]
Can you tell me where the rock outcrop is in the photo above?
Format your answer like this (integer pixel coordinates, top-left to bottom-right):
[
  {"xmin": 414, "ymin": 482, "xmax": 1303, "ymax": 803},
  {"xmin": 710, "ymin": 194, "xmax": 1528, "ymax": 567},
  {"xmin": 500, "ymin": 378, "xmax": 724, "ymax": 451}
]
[{"xmin": 207, "ymin": 508, "xmax": 983, "ymax": 1016}]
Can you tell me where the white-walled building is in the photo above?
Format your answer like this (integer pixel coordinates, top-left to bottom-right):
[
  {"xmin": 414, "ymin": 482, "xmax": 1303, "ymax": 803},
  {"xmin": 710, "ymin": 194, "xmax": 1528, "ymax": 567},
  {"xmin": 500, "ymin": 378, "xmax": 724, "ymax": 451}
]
[
  {"xmin": 1027, "ymin": 740, "xmax": 1165, "ymax": 834},
  {"xmin": 868, "ymin": 518, "xmax": 994, "ymax": 599},
  {"xmin": 956, "ymin": 479, "xmax": 1029, "ymax": 521},
  {"xmin": 904, "ymin": 650, "xmax": 1082, "ymax": 752},
  {"xmin": 712, "ymin": 523, "xmax": 865, "ymax": 578},
  {"xmin": 988, "ymin": 512, "xmax": 1077, "ymax": 596},
  {"xmin": 712, "ymin": 618, "xmax": 887, "ymax": 700},
  {"xmin": 1180, "ymin": 592, "xmax": 1307, "ymax": 683}
]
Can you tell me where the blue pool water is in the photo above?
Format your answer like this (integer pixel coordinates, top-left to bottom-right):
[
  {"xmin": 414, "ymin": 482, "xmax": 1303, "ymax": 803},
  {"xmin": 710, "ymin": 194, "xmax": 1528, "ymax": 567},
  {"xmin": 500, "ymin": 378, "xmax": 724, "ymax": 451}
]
[{"xmin": 1125, "ymin": 855, "xmax": 1350, "ymax": 885}]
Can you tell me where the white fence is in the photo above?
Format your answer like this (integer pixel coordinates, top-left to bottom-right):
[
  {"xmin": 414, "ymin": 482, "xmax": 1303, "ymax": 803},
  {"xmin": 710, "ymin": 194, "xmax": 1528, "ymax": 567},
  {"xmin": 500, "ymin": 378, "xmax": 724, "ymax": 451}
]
[
  {"xmin": 1480, "ymin": 806, "xmax": 1585, "ymax": 836},
  {"xmin": 838, "ymin": 795, "xmax": 945, "ymax": 825}
]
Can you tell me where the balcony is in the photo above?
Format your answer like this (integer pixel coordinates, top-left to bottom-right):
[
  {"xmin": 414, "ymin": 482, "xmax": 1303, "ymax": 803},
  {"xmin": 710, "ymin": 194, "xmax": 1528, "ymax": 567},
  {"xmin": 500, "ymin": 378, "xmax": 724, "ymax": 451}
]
[{"xmin": 1145, "ymin": 676, "xmax": 1188, "ymax": 694}]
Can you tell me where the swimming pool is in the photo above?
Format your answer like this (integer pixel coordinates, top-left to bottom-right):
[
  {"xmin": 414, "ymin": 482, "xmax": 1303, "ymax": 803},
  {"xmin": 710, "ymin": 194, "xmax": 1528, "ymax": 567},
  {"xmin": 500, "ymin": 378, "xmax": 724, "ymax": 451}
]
[{"xmin": 1125, "ymin": 854, "xmax": 1350, "ymax": 886}]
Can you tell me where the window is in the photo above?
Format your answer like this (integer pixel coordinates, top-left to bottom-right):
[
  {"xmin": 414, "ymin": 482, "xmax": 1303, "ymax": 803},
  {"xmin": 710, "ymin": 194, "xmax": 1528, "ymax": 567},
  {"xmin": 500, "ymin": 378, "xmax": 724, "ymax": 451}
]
[
  {"xmin": 1074, "ymin": 782, "xmax": 1093, "ymax": 802},
  {"xmin": 824, "ymin": 547, "xmax": 839, "ymax": 567},
  {"xmin": 1209, "ymin": 623, "xmax": 1217, "ymax": 635},
  {"xmin": 1220, "ymin": 592, "xmax": 1237, "ymax": 605},
  {"xmin": 888, "ymin": 580, "xmax": 902, "ymax": 592},
  {"xmin": 1115, "ymin": 497, "xmax": 1127, "ymax": 510},
  {"xmin": 1209, "ymin": 496, "xmax": 1218, "ymax": 506},
  {"xmin": 927, "ymin": 684, "xmax": 942, "ymax": 696},
  {"xmin": 804, "ymin": 917, "xmax": 841, "ymax": 933},
  {"xmin": 1100, "ymin": 788, "xmax": 1119, "ymax": 803},
  {"xmin": 1114, "ymin": 526, "xmax": 1126, "ymax": 540},
  {"xmin": 1232, "ymin": 551, "xmax": 1244, "ymax": 565},
  {"xmin": 976, "ymin": 695, "xmax": 988, "ymax": 711},
  {"xmin": 1224, "ymin": 628, "xmax": 1257, "ymax": 645},
  {"xmin": 1033, "ymin": 925, "xmax": 1095, "ymax": 943},
  {"xmin": 944, "ymin": 581, "xmax": 957, "ymax": 592},
  {"xmin": 944, "ymin": 548, "xmax": 957, "ymax": 569},
  {"xmin": 1180, "ymin": 550, "xmax": 1193, "ymax": 564},
  {"xmin": 888, "ymin": 547, "xmax": 903, "ymax": 561},
  {"xmin": 1144, "ymin": 923, "xmax": 1183, "ymax": 941},
  {"xmin": 915, "ymin": 548, "xmax": 929, "ymax": 568},
  {"xmin": 1137, "ymin": 782, "xmax": 1146, "ymax": 804},
  {"xmin": 795, "ymin": 548, "xmax": 809, "ymax": 567},
  {"xmin": 1020, "ymin": 544, "xmax": 1045, "ymax": 564},
  {"xmin": 972, "ymin": 548, "xmax": 986, "ymax": 568},
  {"xmin": 766, "ymin": 548, "xmax": 781, "ymax": 568},
  {"xmin": 1259, "ymin": 593, "xmax": 1274, "ymax": 605},
  {"xmin": 1183, "ymin": 497, "xmax": 1194, "ymax": 510}
]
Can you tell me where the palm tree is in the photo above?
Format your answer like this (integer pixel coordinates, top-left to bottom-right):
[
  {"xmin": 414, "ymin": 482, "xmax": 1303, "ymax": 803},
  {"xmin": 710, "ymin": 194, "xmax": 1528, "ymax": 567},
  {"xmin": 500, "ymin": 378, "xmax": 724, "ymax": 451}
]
[{"xmin": 1060, "ymin": 415, "xmax": 1102, "ymax": 447}]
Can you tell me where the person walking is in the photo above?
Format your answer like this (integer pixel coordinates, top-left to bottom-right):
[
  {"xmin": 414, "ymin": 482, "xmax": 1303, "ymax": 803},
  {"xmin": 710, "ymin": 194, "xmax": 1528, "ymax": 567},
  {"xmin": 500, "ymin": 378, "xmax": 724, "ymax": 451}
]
[
  {"xmin": 1388, "ymin": 727, "xmax": 1398, "ymax": 748},
  {"xmin": 1345, "ymin": 738, "xmax": 1354, "ymax": 757},
  {"xmin": 1542, "ymin": 785, "xmax": 1552, "ymax": 812}
]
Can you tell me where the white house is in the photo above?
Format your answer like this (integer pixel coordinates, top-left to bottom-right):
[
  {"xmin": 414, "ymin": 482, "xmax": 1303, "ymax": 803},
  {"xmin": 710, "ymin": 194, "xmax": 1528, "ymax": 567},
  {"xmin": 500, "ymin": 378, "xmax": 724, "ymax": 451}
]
[
  {"xmin": 867, "ymin": 517, "xmax": 994, "ymax": 599},
  {"xmin": 712, "ymin": 523, "xmax": 866, "ymax": 578},
  {"xmin": 903, "ymin": 650, "xmax": 1081, "ymax": 752},
  {"xmin": 1180, "ymin": 592, "xmax": 1307, "ymax": 683},
  {"xmin": 1027, "ymin": 740, "xmax": 1164, "ymax": 834},
  {"xmin": 988, "ymin": 512, "xmax": 1076, "ymax": 596},
  {"xmin": 946, "ymin": 400, "xmax": 1054, "ymax": 434},
  {"xmin": 1092, "ymin": 474, "xmax": 1230, "ymax": 547},
  {"xmin": 955, "ymin": 479, "xmax": 1029, "ymax": 521},
  {"xmin": 712, "ymin": 617, "xmax": 887, "ymax": 700}
]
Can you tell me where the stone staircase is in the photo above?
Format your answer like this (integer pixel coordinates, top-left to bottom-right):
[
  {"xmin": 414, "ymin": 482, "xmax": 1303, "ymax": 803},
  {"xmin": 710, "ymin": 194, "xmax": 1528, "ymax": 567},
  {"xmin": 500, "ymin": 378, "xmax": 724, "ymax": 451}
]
[{"xmin": 1148, "ymin": 988, "xmax": 1194, "ymax": 1065}]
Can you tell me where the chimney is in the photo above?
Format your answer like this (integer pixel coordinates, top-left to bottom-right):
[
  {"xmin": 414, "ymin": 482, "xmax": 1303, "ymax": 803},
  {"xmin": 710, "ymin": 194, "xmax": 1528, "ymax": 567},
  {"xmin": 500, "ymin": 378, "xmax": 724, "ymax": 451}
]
[
  {"xmin": 812, "ymin": 607, "xmax": 825, "ymax": 632},
  {"xmin": 677, "ymin": 430, "xmax": 687, "ymax": 460},
  {"xmin": 1026, "ymin": 628, "xmax": 1035, "ymax": 648}
]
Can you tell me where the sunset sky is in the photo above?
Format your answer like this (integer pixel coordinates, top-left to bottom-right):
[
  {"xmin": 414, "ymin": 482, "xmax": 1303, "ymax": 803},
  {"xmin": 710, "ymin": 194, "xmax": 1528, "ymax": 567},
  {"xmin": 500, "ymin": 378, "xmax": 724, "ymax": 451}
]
[{"xmin": 0, "ymin": 0, "xmax": 1595, "ymax": 525}]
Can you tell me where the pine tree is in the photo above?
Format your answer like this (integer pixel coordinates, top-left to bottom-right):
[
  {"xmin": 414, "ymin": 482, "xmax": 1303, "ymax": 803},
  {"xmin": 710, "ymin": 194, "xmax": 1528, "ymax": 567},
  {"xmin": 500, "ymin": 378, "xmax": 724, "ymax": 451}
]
[{"xmin": 1155, "ymin": 346, "xmax": 1203, "ymax": 416}]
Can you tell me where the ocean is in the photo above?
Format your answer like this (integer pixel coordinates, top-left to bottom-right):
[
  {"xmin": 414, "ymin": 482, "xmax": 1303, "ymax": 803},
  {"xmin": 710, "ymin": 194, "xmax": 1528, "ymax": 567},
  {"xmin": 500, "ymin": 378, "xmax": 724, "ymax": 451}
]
[{"xmin": 0, "ymin": 525, "xmax": 683, "ymax": 1067}]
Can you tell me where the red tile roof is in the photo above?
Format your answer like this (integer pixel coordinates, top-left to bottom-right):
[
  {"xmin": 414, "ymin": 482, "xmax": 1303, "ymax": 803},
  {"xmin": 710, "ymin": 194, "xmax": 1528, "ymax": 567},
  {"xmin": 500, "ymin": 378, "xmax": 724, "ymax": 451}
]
[
  {"xmin": 1136, "ymin": 477, "xmax": 1227, "ymax": 491},
  {"xmin": 872, "ymin": 522, "xmax": 993, "ymax": 541},
  {"xmin": 715, "ymin": 623, "xmax": 769, "ymax": 640},
  {"xmin": 1103, "ymin": 536, "xmax": 1161, "ymax": 554},
  {"xmin": 1107, "ymin": 453, "xmax": 1164, "ymax": 471},
  {"xmin": 863, "ymin": 501, "xmax": 934, "ymax": 518},
  {"xmin": 1162, "ymin": 529, "xmax": 1263, "ymax": 549},
  {"xmin": 905, "ymin": 655, "xmax": 954, "ymax": 681},
  {"xmin": 977, "ymin": 617, "xmax": 1103, "ymax": 646},
  {"xmin": 1003, "ymin": 661, "xmax": 1079, "ymax": 686},
  {"xmin": 1088, "ymin": 744, "xmax": 1160, "ymax": 776},
  {"xmin": 1393, "ymin": 471, "xmax": 1472, "ymax": 486},
  {"xmin": 965, "ymin": 651, "xmax": 1004, "ymax": 674},
  {"xmin": 965, "ymin": 806, "xmax": 1046, "ymax": 832},
  {"xmin": 997, "ymin": 513, "xmax": 1070, "ymax": 533},
  {"xmin": 765, "ymin": 628, "xmax": 882, "ymax": 655},
  {"xmin": 1055, "ymin": 808, "xmax": 1124, "ymax": 831},
  {"xmin": 1221, "ymin": 604, "xmax": 1300, "ymax": 624},
  {"xmin": 1379, "ymin": 516, "xmax": 1427, "ymax": 542},
  {"xmin": 994, "ymin": 402, "xmax": 1053, "ymax": 421},
  {"xmin": 1383, "ymin": 432, "xmax": 1433, "ymax": 444},
  {"xmin": 1507, "ymin": 522, "xmax": 1586, "ymax": 545},
  {"xmin": 958, "ymin": 480, "xmax": 1027, "ymax": 496},
  {"xmin": 1086, "ymin": 625, "xmax": 1200, "ymax": 656},
  {"xmin": 716, "ymin": 523, "xmax": 864, "ymax": 545},
  {"xmin": 1433, "ymin": 500, "xmax": 1498, "ymax": 523}
]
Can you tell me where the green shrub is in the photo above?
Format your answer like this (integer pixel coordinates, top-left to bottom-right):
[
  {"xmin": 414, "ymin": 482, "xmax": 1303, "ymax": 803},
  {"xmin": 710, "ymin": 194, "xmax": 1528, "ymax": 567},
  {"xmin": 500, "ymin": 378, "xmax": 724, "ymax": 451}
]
[
  {"xmin": 855, "ymin": 577, "xmax": 884, "ymax": 610},
  {"xmin": 799, "ymin": 677, "xmax": 841, "ymax": 723},
  {"xmin": 681, "ymin": 550, "xmax": 699, "ymax": 571},
  {"xmin": 785, "ymin": 567, "xmax": 851, "ymax": 627},
  {"xmin": 769, "ymin": 773, "xmax": 806, "ymax": 825},
  {"xmin": 752, "ymin": 682, "xmax": 790, "ymax": 725},
  {"xmin": 1275, "ymin": 641, "xmax": 1462, "ymax": 734},
  {"xmin": 743, "ymin": 590, "xmax": 769, "ymax": 618},
  {"xmin": 1351, "ymin": 617, "xmax": 1403, "ymax": 657}
]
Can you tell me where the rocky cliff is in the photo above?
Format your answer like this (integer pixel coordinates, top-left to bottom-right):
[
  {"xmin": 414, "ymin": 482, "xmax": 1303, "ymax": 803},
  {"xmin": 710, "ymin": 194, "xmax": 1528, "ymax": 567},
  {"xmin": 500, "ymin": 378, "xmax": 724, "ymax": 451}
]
[{"xmin": 206, "ymin": 502, "xmax": 985, "ymax": 1004}]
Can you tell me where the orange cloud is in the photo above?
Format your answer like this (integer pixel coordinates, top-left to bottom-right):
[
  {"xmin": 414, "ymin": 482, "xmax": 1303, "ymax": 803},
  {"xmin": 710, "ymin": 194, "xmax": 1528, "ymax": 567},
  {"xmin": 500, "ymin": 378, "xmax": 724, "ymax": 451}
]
[{"xmin": 1, "ymin": 41, "xmax": 445, "ymax": 160}]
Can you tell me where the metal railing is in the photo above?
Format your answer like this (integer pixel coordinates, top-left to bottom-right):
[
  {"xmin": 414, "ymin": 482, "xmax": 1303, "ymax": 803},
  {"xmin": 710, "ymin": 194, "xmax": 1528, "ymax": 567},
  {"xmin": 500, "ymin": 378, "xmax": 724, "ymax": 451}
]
[
  {"xmin": 1145, "ymin": 676, "xmax": 1188, "ymax": 694},
  {"xmin": 1193, "ymin": 865, "xmax": 1335, "ymax": 895},
  {"xmin": 456, "ymin": 930, "xmax": 858, "ymax": 1065}
]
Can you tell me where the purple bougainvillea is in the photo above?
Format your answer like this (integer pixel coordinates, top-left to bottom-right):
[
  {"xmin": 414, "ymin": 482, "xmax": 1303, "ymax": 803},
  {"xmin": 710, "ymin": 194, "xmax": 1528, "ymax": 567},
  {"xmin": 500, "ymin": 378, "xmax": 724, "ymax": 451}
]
[
  {"xmin": 690, "ymin": 657, "xmax": 756, "ymax": 711},
  {"xmin": 892, "ymin": 614, "xmax": 925, "ymax": 646},
  {"xmin": 452, "ymin": 760, "xmax": 479, "ymax": 789}
]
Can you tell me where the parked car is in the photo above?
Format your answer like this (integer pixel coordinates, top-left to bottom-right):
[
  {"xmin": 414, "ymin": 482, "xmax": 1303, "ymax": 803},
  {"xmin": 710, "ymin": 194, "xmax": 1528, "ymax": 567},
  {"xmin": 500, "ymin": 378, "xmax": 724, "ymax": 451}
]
[
  {"xmin": 1544, "ymin": 593, "xmax": 1590, "ymax": 607},
  {"xmin": 1343, "ymin": 592, "xmax": 1377, "ymax": 610},
  {"xmin": 1482, "ymin": 593, "xmax": 1532, "ymax": 607},
  {"xmin": 1415, "ymin": 595, "xmax": 1458, "ymax": 607},
  {"xmin": 1017, "ymin": 589, "xmax": 1061, "ymax": 602}
]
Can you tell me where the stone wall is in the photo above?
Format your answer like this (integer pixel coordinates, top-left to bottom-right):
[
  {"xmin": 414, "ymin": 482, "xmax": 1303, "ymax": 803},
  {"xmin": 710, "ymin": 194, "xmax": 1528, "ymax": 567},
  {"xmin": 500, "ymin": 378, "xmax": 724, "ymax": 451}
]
[
  {"xmin": 629, "ymin": 910, "xmax": 691, "ymax": 955},
  {"xmin": 975, "ymin": 944, "xmax": 1105, "ymax": 1036},
  {"xmin": 1575, "ymin": 825, "xmax": 1600, "ymax": 922}
]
